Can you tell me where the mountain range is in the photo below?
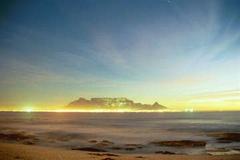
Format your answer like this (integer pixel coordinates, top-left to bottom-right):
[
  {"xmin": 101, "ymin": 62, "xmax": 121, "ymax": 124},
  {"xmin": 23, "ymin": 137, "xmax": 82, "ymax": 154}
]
[{"xmin": 67, "ymin": 97, "xmax": 167, "ymax": 111}]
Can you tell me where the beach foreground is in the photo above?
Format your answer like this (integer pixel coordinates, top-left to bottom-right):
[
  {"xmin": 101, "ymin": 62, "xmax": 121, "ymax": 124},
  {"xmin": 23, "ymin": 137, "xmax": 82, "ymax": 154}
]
[{"xmin": 0, "ymin": 142, "xmax": 239, "ymax": 160}]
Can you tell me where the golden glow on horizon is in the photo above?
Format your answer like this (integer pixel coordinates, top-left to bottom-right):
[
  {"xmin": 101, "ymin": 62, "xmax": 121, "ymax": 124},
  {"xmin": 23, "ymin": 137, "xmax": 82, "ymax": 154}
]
[
  {"xmin": 43, "ymin": 108, "xmax": 171, "ymax": 113},
  {"xmin": 1, "ymin": 91, "xmax": 239, "ymax": 112},
  {"xmin": 5, "ymin": 108, "xmax": 179, "ymax": 113},
  {"xmin": 2, "ymin": 107, "xmax": 239, "ymax": 112},
  {"xmin": 23, "ymin": 106, "xmax": 34, "ymax": 112},
  {"xmin": 26, "ymin": 108, "xmax": 33, "ymax": 112},
  {"xmin": 184, "ymin": 108, "xmax": 194, "ymax": 112}
]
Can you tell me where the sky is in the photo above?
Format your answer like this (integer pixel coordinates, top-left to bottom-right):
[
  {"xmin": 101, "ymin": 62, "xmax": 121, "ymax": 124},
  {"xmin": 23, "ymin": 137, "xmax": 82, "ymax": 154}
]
[{"xmin": 0, "ymin": 0, "xmax": 239, "ymax": 111}]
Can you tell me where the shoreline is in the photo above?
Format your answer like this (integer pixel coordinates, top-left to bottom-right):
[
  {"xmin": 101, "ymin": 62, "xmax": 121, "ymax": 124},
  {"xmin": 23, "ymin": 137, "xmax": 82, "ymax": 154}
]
[{"xmin": 0, "ymin": 142, "xmax": 240, "ymax": 160}]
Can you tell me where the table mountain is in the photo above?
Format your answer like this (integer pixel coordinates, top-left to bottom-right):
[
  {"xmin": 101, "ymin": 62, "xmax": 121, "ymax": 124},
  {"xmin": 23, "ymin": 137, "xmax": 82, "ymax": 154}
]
[{"xmin": 67, "ymin": 97, "xmax": 167, "ymax": 111}]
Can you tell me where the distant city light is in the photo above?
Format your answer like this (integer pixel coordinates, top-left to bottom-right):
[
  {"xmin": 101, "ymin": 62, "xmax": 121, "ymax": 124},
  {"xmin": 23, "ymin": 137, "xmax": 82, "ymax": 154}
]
[
  {"xmin": 26, "ymin": 108, "xmax": 33, "ymax": 112},
  {"xmin": 24, "ymin": 106, "xmax": 34, "ymax": 112},
  {"xmin": 184, "ymin": 108, "xmax": 194, "ymax": 112}
]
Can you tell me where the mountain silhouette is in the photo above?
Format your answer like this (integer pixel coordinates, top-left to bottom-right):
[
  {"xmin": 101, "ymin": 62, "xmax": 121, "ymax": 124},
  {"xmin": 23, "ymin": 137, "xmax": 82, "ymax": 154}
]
[{"xmin": 67, "ymin": 97, "xmax": 167, "ymax": 111}]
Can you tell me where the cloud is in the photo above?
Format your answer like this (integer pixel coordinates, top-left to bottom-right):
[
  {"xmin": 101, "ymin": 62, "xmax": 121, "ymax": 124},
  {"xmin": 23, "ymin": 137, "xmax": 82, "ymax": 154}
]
[{"xmin": 188, "ymin": 90, "xmax": 240, "ymax": 103}]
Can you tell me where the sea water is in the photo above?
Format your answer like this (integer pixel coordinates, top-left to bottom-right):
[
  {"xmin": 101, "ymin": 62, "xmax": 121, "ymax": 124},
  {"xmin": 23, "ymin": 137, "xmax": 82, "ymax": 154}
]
[{"xmin": 0, "ymin": 112, "xmax": 240, "ymax": 155}]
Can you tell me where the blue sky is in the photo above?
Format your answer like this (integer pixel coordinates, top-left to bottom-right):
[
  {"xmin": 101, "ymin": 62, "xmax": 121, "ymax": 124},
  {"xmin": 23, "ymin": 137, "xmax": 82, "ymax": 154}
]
[{"xmin": 0, "ymin": 0, "xmax": 239, "ymax": 110}]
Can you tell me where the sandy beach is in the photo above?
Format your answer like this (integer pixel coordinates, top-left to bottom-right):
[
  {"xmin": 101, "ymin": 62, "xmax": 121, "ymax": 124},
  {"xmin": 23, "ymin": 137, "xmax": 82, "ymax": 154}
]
[{"xmin": 0, "ymin": 142, "xmax": 240, "ymax": 160}]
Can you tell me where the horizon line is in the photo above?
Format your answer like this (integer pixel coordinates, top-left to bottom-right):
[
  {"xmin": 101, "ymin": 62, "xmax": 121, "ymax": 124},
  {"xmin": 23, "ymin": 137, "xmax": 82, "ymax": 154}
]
[{"xmin": 0, "ymin": 110, "xmax": 239, "ymax": 113}]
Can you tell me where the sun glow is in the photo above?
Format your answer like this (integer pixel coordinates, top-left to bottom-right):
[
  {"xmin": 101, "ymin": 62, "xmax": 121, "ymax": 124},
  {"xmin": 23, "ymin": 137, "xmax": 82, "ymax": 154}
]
[
  {"xmin": 24, "ymin": 106, "xmax": 34, "ymax": 112},
  {"xmin": 52, "ymin": 108, "xmax": 171, "ymax": 113}
]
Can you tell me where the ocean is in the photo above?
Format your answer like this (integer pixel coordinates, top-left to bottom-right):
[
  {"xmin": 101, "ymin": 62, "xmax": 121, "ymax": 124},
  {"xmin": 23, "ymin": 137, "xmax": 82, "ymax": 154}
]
[{"xmin": 0, "ymin": 112, "xmax": 240, "ymax": 155}]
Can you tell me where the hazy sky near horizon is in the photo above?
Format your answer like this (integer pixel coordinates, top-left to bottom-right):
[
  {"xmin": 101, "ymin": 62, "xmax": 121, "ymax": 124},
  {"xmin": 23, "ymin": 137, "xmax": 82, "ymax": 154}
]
[{"xmin": 0, "ymin": 0, "xmax": 239, "ymax": 111}]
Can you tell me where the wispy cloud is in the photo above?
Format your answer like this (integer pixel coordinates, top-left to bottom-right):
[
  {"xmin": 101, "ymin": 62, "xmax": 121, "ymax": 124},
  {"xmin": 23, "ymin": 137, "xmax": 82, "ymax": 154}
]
[{"xmin": 188, "ymin": 90, "xmax": 240, "ymax": 103}]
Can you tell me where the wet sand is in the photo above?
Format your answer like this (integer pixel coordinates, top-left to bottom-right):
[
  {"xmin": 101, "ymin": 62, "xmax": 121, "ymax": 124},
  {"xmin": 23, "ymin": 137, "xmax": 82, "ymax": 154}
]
[{"xmin": 0, "ymin": 142, "xmax": 240, "ymax": 160}]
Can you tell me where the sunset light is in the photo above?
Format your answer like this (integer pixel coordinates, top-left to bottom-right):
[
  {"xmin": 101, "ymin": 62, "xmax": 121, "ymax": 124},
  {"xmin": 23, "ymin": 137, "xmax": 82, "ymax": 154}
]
[
  {"xmin": 23, "ymin": 106, "xmax": 34, "ymax": 113},
  {"xmin": 0, "ymin": 1, "xmax": 240, "ymax": 159}
]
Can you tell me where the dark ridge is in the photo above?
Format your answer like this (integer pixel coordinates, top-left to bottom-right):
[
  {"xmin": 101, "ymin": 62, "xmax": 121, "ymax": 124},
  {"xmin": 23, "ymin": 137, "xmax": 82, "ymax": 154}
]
[
  {"xmin": 72, "ymin": 147, "xmax": 107, "ymax": 152},
  {"xmin": 67, "ymin": 97, "xmax": 167, "ymax": 110},
  {"xmin": 150, "ymin": 140, "xmax": 206, "ymax": 147}
]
